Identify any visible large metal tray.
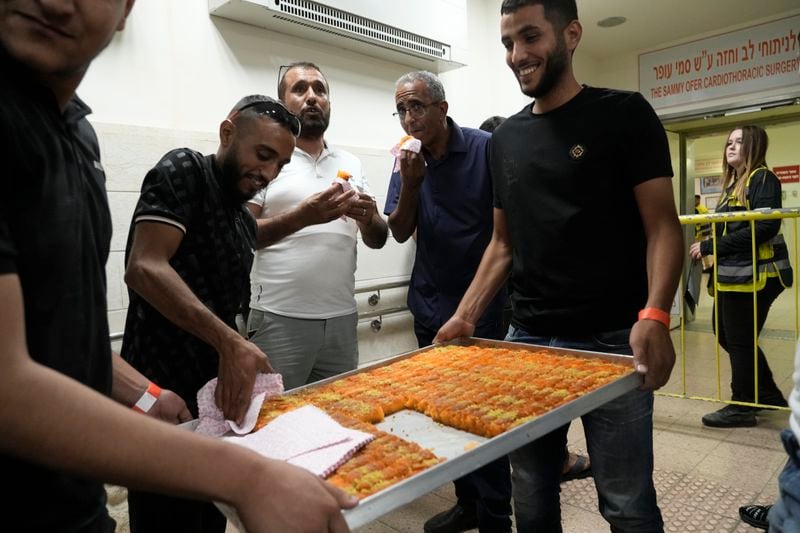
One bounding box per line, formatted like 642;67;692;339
218;337;640;531
339;337;640;528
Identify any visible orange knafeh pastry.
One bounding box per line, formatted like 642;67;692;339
398;134;414;146
333;169;354;196
254;345;632;498
327;429;441;498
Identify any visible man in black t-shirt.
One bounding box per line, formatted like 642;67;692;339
122;95;301;533
437;1;683;532
0;2;356;532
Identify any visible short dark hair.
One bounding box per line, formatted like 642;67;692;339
500;0;578;31
229;95;301;137
230;95;272;115
479;116;506;133
277;61;328;100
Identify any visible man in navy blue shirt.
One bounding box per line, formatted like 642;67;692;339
384;71;511;533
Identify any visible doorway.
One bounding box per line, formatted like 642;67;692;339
664;103;800;336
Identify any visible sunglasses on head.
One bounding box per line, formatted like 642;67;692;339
235;99;302;137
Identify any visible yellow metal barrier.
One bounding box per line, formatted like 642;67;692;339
666;207;800;410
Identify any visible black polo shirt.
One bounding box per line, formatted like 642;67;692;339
121;150;256;415
0;48;113;531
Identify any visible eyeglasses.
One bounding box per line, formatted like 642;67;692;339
278;64;291;96
235;98;302;137
393;101;441;120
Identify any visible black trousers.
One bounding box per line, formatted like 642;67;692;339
78;511;116;533
414;320;513;530
714;276;786;405
128;490;226;533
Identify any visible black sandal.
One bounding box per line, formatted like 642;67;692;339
739;504;771;530
560;453;592;483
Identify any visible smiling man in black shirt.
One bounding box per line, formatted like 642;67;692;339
436;1;683;532
0;2;356;532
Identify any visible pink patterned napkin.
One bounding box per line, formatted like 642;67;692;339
333;169;354;193
195;373;284;438
223;405;375;478
390;136;422;171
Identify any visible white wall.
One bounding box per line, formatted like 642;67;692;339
88;0;524;361
83;0;528;147
582;10;800;95
89;0;796;361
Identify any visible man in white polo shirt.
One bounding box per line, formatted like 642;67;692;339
247;61;388;390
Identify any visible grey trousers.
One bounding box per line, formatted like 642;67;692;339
247;309;359;390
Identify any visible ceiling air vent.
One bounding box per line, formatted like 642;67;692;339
274;0;447;59
208;0;465;72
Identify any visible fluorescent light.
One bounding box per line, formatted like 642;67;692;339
723;106;762;117
597;16;626;28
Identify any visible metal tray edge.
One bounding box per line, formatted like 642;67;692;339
342;340;641;528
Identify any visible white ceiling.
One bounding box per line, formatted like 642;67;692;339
576;0;800;60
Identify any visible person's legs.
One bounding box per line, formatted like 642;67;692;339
506;325;662;533
504;326;567;532
720;279;784;405
703;291;759;425
573;329;662;533
247;310;324;390
703;280;785;427
769;429;800;532
469;320;513;530
509;425;568;533
308;312;359;383
463;455;512;531
79;509;116;533
128;491;226;533
753;278;786;405
583;389;662;533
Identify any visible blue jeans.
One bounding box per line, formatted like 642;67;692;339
505;325;663;533
247;310;358;390
769;429;800;532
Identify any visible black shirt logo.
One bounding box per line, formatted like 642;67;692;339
569;144;586;160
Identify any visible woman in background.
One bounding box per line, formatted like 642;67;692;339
690;124;793;428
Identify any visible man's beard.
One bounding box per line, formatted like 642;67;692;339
521;34;569;99
299;106;330;139
219;149;255;205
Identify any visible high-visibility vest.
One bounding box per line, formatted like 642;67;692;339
694;204;711;241
715;167;793;292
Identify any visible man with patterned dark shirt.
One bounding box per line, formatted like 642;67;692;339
121;95;300;533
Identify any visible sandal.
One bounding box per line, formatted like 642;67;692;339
739;504;771;530
561;453;592;483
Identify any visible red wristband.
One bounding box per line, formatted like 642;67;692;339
638;308;670;328
132;382;162;413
